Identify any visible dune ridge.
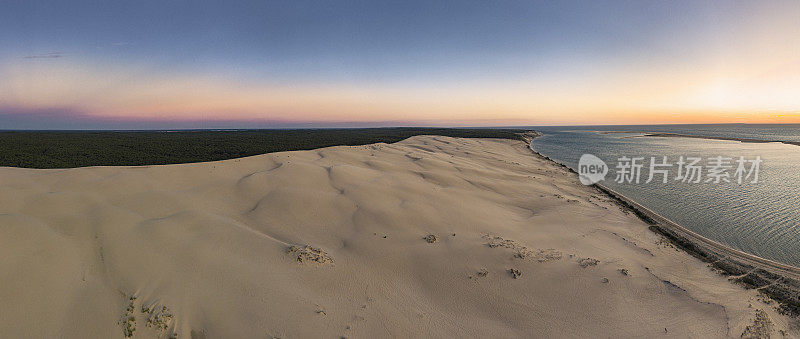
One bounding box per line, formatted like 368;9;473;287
0;135;796;338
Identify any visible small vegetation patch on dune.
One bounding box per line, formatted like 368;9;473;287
423;234;438;243
287;245;334;265
741;309;774;338
118;296;138;337
515;248;563;263
578;258;599;268
118;295;176;338
142;304;175;333
483;234;562;263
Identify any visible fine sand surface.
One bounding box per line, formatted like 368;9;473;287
0;136;796;338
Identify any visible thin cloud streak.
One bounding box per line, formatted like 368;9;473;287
23;52;63;59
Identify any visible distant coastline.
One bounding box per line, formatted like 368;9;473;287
596;130;800;147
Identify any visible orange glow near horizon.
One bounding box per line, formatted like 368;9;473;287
2;57;799;127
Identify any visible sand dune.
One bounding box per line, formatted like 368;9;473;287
0;136;795;338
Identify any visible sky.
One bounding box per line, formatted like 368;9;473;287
1;0;799;129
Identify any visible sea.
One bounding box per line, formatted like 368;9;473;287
529;124;800;267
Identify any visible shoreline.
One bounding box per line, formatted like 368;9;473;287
644;132;800;147
520;131;800;316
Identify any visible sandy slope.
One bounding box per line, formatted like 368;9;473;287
0;136;795;338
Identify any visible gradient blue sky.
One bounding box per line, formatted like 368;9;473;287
1;0;799;129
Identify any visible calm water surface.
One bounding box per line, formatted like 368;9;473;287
530;124;800;266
